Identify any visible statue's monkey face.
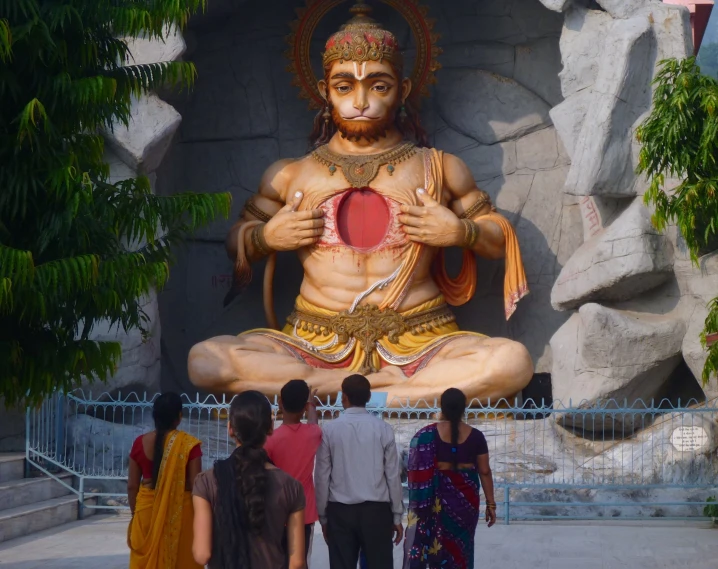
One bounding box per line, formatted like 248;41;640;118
318;59;412;141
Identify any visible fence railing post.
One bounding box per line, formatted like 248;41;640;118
78;476;85;520
25;406;31;479
54;393;65;463
504;486;510;526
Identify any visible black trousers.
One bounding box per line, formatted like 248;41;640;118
326;501;394;569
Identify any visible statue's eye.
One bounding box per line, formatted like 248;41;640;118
373;84;389;93
335;85;352;94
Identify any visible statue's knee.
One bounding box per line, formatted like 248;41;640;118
504;341;534;381
188;340;223;386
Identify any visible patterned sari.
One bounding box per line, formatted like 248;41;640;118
128;430;203;569
403;425;481;569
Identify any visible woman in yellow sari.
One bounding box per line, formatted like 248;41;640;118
127;392;203;569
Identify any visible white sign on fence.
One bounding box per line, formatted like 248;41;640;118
670;426;709;452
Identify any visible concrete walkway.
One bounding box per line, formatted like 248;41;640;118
0;515;717;568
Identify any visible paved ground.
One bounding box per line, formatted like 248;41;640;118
1;515;717;568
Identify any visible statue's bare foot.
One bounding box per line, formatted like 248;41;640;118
366;364;407;389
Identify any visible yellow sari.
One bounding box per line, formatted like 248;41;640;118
128;430;202;569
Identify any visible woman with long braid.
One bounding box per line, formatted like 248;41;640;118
404;388;497;569
192;391;307;569
127;392;203;569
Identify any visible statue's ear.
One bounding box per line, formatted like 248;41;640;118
318;80;328;102
401;78;412;105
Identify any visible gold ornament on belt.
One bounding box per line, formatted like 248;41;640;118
311;141;417;187
289;303;455;373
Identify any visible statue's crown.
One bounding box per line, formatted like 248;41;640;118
322;1;402;69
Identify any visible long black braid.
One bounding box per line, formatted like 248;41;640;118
440;388;467;471
150;392;182;489
212;391;272;569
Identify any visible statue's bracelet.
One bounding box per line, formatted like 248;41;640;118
461;218;479;249
252;224;274;257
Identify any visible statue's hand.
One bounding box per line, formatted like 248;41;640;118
399;188;465;247
263;191;324;251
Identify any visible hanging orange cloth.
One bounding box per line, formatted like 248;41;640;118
427;149;529;319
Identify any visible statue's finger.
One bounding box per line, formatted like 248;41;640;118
298;237;319;247
402;225;422;236
282;191;304;212
296;218;324;230
294;208;323;220
400;204;424;216
398;215;422;228
298;228;323;237
416;188;437;206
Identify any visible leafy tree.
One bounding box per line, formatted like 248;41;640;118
0;0;230;406
637;57;718;384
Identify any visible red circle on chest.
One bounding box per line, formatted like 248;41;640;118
336;188;390;250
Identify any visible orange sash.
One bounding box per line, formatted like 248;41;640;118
384;148;529;318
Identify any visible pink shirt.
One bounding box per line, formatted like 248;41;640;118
265;423;322;524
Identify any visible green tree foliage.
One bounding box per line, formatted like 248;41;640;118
0;0;231;406
637;57;718;385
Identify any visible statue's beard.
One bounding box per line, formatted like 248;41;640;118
331;106;397;142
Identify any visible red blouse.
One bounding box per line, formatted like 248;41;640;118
129;434;202;479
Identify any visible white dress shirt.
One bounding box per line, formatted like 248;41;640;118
315;407;404;525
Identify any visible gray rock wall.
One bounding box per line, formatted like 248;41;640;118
545;0;718;411
156;0;580;393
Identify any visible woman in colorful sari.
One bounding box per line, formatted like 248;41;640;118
404;388;497;569
127;392;203;569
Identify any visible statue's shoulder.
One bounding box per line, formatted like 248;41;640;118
259;156;313;199
263;154;315;178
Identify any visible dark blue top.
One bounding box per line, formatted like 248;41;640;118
436;427;488;463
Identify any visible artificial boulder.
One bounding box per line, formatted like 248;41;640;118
557;7;614;98
551;303;686;431
436;68;551;145
673;250;718;400
537;0;572;12
563;14;654;197
103;94;181;175
596;0;662;19
121;26;186;66
551;199;673;310
86;292;162;398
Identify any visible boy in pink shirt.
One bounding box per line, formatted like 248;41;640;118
265;379;322;566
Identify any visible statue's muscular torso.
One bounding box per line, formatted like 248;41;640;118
251;152;439;312
227;146;507;313
296;152;442;312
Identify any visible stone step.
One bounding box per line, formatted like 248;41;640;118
0;453;25;483
0;474;74;512
0;495;96;543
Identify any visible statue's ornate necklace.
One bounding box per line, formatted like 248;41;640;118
311;141;417;188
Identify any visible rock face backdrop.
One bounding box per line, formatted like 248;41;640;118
96;0;717;409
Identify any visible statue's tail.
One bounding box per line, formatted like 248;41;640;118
263;253;279;329
223;219;280;330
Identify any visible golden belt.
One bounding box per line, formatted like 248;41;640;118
287;303;456;359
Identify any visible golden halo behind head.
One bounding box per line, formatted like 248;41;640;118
286;0;441;110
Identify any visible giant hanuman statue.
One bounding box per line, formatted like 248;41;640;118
188;0;534;404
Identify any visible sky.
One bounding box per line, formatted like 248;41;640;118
701;5;718;46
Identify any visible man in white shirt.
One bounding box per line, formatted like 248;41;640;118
315;374;404;569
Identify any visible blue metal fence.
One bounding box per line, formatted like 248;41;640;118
26;390;718;523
